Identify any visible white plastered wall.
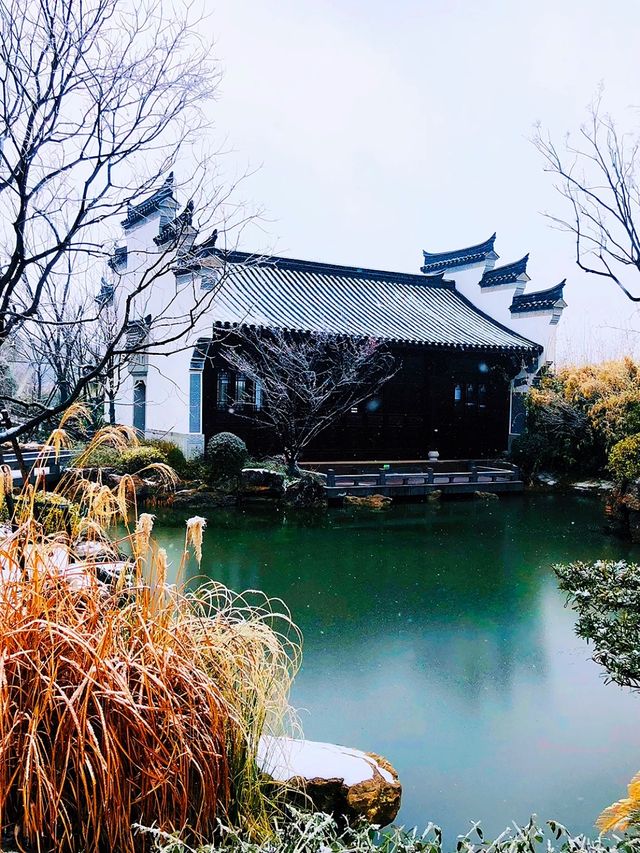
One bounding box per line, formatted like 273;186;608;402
109;208;215;456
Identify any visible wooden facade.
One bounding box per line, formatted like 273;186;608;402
201;343;520;461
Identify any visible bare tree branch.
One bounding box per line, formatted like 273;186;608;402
0;0;258;443
534;94;640;301
219;328;398;473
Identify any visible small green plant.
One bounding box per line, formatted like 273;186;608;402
207;432;248;481
16;492;81;535
608;433;640;482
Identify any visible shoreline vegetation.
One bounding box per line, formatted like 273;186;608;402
0;410;302;852
509;359;640;539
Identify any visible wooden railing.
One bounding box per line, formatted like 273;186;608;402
0;449;75;486
325;462;519;489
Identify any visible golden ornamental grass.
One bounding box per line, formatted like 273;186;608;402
0;419;301;852
597;771;640;833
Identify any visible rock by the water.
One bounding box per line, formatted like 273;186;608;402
240;467;286;497
474;491;498;500
282;473;327;509
571;479;614;492
172;488;237;509
535;472;558;488
344;494;392;510
74;539;119;562
258;736;401;826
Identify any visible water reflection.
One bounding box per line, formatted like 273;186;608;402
152;495;640;841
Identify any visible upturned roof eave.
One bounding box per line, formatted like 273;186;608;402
421;233;497;272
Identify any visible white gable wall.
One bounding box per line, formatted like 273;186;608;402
110;211;212;456
443;261;559;365
453;265;526;331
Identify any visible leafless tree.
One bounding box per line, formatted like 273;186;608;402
534;94;640;302
221;328;398;474
0;0;245;443
11;268;124;426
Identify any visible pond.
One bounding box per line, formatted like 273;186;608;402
152;493;640;841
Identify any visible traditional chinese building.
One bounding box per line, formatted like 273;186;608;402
108;177;566;460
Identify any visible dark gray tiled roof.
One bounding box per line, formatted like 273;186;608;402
510;280;566;314
96;278;115;308
108;245;127;271
480;255;529;287
421;233;497;274
122;173;175;229
199;250;540;353
154;200;194;246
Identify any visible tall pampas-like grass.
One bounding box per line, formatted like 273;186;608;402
0;417;302;852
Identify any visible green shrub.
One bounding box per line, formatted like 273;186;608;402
206;432;248;481
118;445;167;474
15;493;81;535
143;439;188;476
175;454;208;483
510;359;640;480
608;433;640;482
78;446;122;469
509;432;550;481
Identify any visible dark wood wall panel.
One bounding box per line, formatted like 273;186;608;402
201;345;518;461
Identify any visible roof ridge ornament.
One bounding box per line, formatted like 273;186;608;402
198;228;218;253
154;199;196;246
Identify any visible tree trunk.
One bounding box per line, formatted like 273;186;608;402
286;455;300;477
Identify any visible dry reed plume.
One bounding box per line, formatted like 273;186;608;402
0;415;301;852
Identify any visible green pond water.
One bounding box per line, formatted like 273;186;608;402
152;493;640;840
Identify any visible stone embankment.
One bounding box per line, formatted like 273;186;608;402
173;467;328;511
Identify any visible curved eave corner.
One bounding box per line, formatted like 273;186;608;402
510;279;567;314
421;233;497;274
480;254;530;288
121;172;176;229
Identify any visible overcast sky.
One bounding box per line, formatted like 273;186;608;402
201;0;640;363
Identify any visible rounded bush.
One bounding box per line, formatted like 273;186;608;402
118;445;167;474
609;433;640;482
206;432;248;480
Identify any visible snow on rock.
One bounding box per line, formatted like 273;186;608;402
572;480;614;492
258;736;401;826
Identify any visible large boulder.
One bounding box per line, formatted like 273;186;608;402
282;473;327;509
240;467;286;497
172;488;237;509
258;736;401;826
